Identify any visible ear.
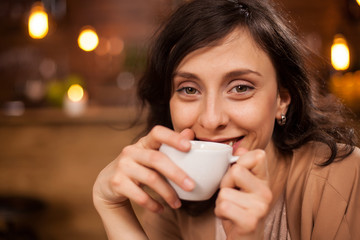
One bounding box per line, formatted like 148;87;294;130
275;87;291;120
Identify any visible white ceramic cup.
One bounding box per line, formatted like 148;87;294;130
159;140;239;201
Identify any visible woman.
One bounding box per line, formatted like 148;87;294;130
93;0;360;239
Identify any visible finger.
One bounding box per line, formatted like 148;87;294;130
110;174;164;213
179;128;195;140
122;146;195;191
138;125;191;151
216;188;271;218
233;149;268;180
123;160;182;209
220;163;270;196
214;199;260;235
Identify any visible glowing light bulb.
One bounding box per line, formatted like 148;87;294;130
28;2;49;39
357;0;360;6
78;27;99;52
64;84;88;117
331;35;350;71
67;84;84;102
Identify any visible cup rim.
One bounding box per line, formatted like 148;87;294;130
190;140;232;151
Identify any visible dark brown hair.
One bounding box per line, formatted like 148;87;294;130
137;0;358;166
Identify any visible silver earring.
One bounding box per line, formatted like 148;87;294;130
277;114;286;126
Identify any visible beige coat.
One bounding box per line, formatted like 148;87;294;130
140;143;360;239
286;143;360;240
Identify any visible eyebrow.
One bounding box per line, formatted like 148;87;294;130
225;69;262;78
173;71;199;80
173;69;262;80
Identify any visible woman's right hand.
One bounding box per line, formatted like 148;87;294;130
93;126;195;213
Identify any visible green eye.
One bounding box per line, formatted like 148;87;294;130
184;87;197;94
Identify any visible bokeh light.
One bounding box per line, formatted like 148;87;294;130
67;84;84;102
108;37;124;55
78;27;99;52
28;2;48;39
331;35;350;71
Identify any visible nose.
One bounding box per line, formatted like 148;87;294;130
198;94;229;131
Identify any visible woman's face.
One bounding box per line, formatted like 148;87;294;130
170;28;290;153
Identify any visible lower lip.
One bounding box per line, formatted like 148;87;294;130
232;138;243;153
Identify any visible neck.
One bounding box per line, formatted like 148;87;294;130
265;141;292;207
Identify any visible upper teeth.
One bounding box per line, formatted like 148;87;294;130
228;141;235;146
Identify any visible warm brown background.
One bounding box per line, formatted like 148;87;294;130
0;0;359;107
0;0;359;239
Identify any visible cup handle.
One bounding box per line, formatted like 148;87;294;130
229;156;239;163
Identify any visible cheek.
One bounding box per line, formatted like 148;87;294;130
232;94;278;146
169;98;197;132
233;104;275;129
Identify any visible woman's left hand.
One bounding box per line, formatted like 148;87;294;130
214;148;273;240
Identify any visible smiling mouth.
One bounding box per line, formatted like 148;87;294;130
195;136;244;146
223;136;244;146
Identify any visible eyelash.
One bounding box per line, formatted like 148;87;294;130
175;84;254;96
229;84;254;94
176;87;199;95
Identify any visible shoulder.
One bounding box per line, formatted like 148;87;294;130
289;143;360;202
287;144;360;238
309;145;360;199
292;142;360;178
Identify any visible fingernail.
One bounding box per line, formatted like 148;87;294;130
180;139;191;149
183;178;195;190
173;199;181;209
